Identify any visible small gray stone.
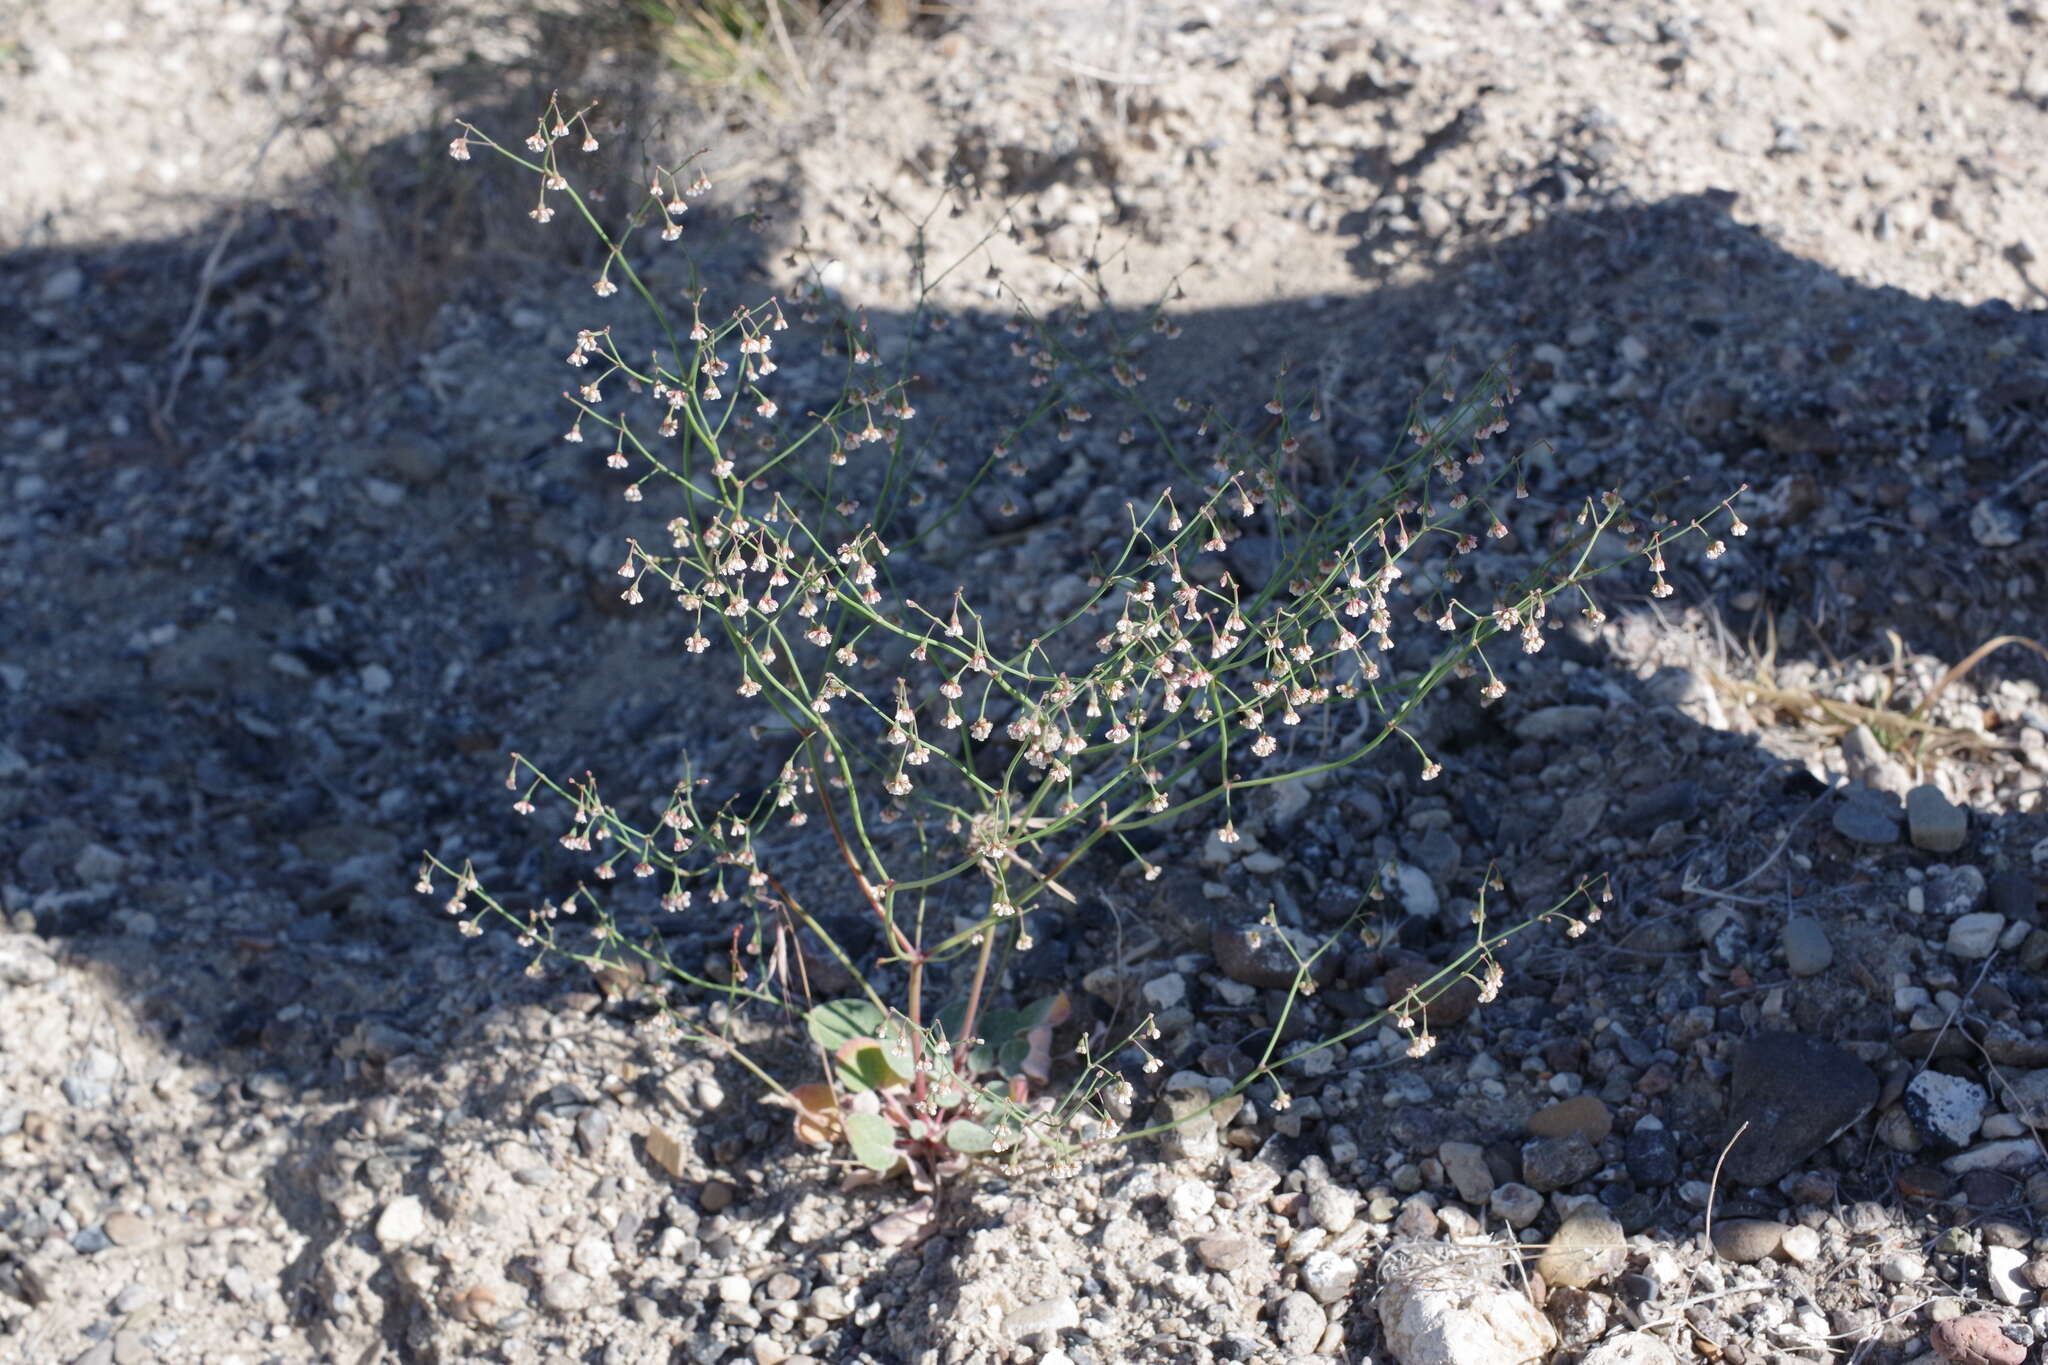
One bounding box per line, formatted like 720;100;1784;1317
1905;1070;1988;1147
1155;1081;1223;1164
541;1271;594;1313
1307;1184;1358;1234
1581;1332;1679;1365
1878;1251;1925;1283
1537;1205;1628;1288
1272;1290;1327;1356
1438;1141;1494;1206
1003;1295;1079;1342
1624;1123;1678;1187
1986;1245;2030;1305
1927;866;1989;917
1779;1225;1821;1263
1947;913;2006;961
1490;1182;1544;1228
101;1212;150;1247
1141;972;1186;1010
1987;870;2037;923
1299;1249;1359;1304
1780;915;1833;975
1514;705;1606;742
1999;1070;2048;1128
374;1196;425;1250
41;265;85;303
1908;786;1969;852
1710;1219;1784;1263
1832;790;1901;845
1944;1138;2039;1173
1521;1135;1601;1192
1197;1234;1255;1272
62;1048;119;1108
73;843;126;884
1970;497;2025;549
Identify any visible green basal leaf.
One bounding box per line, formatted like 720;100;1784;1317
808;999;885;1054
997;1036;1030;1077
844;1113;902;1173
1014;991;1070;1031
944;1118;996;1154
833;1040;908;1094
877;1015;917;1080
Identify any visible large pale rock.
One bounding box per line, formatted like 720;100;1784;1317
1379;1278;1557;1365
1537;1205;1627;1288
1582;1334;1680;1365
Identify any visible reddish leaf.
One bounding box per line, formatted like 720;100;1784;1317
870;1195;937;1247
789;1083;841;1146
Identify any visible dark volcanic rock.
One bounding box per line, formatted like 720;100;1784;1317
1720;1031;1878;1186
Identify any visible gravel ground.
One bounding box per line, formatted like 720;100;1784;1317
4;3;2048;1365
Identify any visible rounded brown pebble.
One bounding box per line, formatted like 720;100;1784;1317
1197;1234;1254;1272
1930;1313;2026;1365
1529;1096;1614;1145
101;1211;150;1247
1377;957;1480;1026
1896;1166;1957;1201
700;1180;735;1213
1709;1219;1784;1264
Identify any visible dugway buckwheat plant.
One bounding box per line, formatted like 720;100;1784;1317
420;95;1746;1215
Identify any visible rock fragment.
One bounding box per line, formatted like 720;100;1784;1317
1908;785;1969;851
1378;1278;1557;1365
1720;1032;1877;1185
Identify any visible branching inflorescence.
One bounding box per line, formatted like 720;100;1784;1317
423;95;1745;1203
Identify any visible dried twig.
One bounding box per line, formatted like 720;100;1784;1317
1703;1119;1750;1259
1681;774;1840;903
1912;634;2048;729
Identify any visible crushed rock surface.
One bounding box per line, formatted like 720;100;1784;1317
5;2;2048;1364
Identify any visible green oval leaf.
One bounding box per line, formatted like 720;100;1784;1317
807;999;885;1054
1016;992;1070;1031
844;1113;903;1173
997;1036;1031;1077
834;1040;909;1094
877;1015;917;1079
943;1118;996;1154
